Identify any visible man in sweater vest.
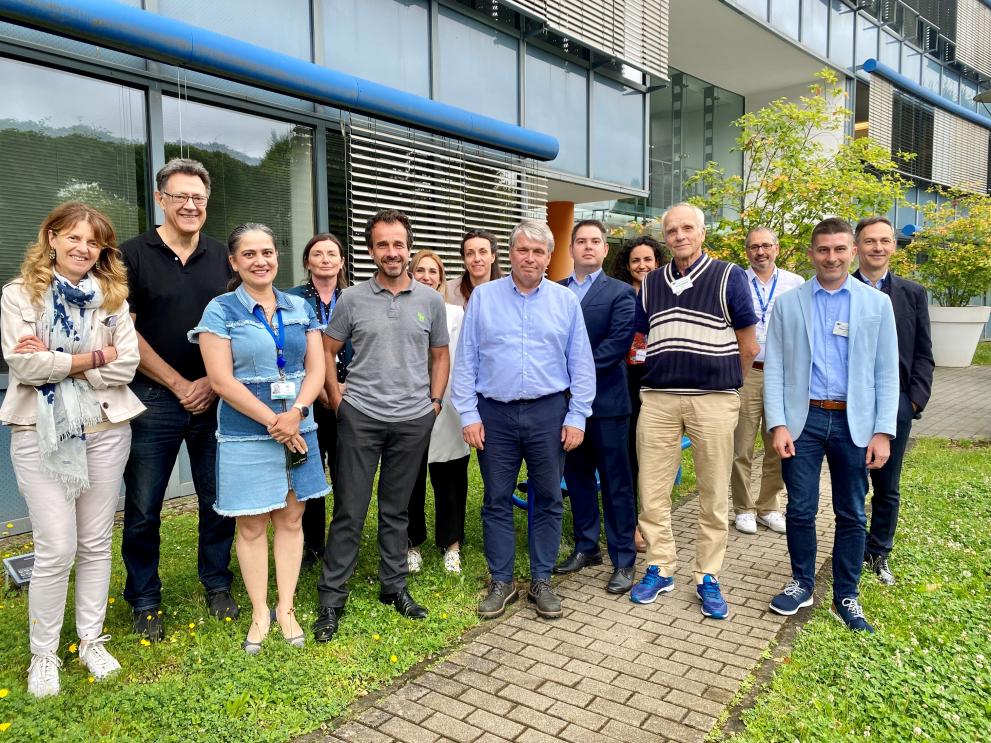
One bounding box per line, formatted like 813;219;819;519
630;203;759;619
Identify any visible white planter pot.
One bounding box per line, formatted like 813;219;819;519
928;305;991;367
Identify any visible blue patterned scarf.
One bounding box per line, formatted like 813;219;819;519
35;273;105;500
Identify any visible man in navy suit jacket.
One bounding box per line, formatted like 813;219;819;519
853;216;934;586
553;220;639;594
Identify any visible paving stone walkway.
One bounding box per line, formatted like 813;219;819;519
317;466;836;743
911;365;991;440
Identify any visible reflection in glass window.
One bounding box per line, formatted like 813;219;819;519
828;0;854;69
941;70;959;105
734;0;769;20
921;58;941;95
769;0;799;39
591;75;644;189
901;47;922;85
801;0;829;57
163;98;314;288
321;0;430;98
436;6;519;124
879;30;900;70
855;17;878;67
960;80;978;112
525;47;587;177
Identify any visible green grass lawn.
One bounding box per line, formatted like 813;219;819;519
729;439;991;743
0;450;697;741
971;340;991;366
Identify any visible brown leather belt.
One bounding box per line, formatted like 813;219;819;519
752;361;765;371
809;399;847;411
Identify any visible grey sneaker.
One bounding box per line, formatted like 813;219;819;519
478;580;518;619
865;555;896;586
527;578;563;619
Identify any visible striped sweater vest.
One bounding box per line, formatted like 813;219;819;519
640;253;742;393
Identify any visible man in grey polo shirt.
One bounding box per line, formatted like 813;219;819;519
313;209;450;642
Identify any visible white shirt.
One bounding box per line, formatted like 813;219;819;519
428;304;471;463
746;266;804;362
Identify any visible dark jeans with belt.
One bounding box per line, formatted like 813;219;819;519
477;392;567;582
865;392;915;559
122;381;235;611
782;405;868;601
408;452;470;551
317;401;434;609
302;402;338;554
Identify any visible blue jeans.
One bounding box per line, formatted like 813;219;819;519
477;393;567;582
865;392;915;558
121;382;235;611
781;406;868;601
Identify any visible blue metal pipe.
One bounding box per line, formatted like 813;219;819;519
862;58;991;132
0;0;560;160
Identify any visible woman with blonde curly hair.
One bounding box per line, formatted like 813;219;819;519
1;201;145;698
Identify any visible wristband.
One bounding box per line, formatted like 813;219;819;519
95;348;106;367
92;351;99;369
430;397;443;409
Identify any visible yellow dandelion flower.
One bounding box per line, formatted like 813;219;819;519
5;523;12;529
188;623;196;629
140;639;151;647
441;612;448;620
189;631;195;636
68;643;78;654
372;633;381;641
87;677;95;684
389;654;398;663
108;598;115;605
0;689;8;698
224;616;232;622
156;610;163;616
0;722;11;732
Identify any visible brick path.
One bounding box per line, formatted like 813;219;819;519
318;466;837;743
911;365;991;440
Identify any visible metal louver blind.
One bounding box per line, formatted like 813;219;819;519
955;0;991;77
868;77;894;151
344;115;547;281
932;108;989;190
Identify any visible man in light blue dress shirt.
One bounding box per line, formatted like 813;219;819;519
452;219;596;620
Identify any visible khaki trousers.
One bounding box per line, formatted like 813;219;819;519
730;368;785;516
637;391;739;584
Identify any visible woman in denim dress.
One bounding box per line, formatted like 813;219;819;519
190;223;328;652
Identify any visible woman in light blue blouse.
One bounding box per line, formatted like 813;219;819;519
190;223;327;653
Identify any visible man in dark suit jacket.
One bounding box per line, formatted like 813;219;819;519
553;219;639;594
854;216;934;585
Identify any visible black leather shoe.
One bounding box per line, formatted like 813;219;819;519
312;606;343;642
865;554;896;586
206;589;240;620
132;608;165;642
527;579;563;619
379;588;428;619
553;550;603;575
606;567;636;595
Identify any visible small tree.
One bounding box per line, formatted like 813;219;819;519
687;70;908;272
891;189;991;307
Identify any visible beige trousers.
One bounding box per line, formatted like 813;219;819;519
636;391;739;584
12;426;131;655
730;368;785;516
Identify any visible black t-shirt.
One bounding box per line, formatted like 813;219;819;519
120;227;231;386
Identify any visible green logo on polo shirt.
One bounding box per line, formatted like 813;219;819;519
417;311;426;322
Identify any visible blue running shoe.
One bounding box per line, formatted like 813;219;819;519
696;574;729;619
830;597;874;633
629;566;674;604
769;579;814;616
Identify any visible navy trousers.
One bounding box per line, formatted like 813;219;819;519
563;415;637;568
477;393;567;582
865;392;915;559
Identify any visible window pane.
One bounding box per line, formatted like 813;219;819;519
960;79;978;112
163;97;315;289
591;74;644;188
0;56;148;370
321;0;430;98
801;0;829;57
921;58;941;95
734;0;768;20
855;17;879;67
879;30;901;70
525;47;587;176
941;70;959;104
828;0;855;69
770;0;799;39
901;46;922;85
436;6;518;124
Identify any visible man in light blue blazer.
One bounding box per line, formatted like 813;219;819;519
763;218;899;633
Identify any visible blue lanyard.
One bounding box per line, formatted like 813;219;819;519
314;287;337;324
252;305;286;370
752;272;778;325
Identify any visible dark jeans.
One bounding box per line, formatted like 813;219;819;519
408;453;470;551
317;402;434;609
121;382;235;611
302;402;338;554
781;405;868;601
477;393;567;582
627;364;645;499
865;392;915;559
563;415;637;568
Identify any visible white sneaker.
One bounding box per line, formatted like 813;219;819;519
443;548;462;574
79;635;121;680
734;513;757;534
757;512;787;533
407;548;423;574
27;652;62;698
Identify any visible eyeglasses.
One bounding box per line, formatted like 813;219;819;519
746;242;777;251
160;191;208;206
53;232;103;250
859;238;895;247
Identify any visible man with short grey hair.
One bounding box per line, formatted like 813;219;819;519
313;209;450;642
453;218;595;620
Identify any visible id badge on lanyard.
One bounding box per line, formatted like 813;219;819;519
253;305;296;400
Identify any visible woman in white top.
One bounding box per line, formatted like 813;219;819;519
407;250;470;573
443;229;502;309
1;201;144;698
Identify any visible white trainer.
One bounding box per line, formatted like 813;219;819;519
27;652;62;698
734;512;757;534
443;548;462;574
757;512;787;533
79;635;122;680
407;548;423;574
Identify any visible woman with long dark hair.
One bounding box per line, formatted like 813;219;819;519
444;229;502;308
1;201;144;697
